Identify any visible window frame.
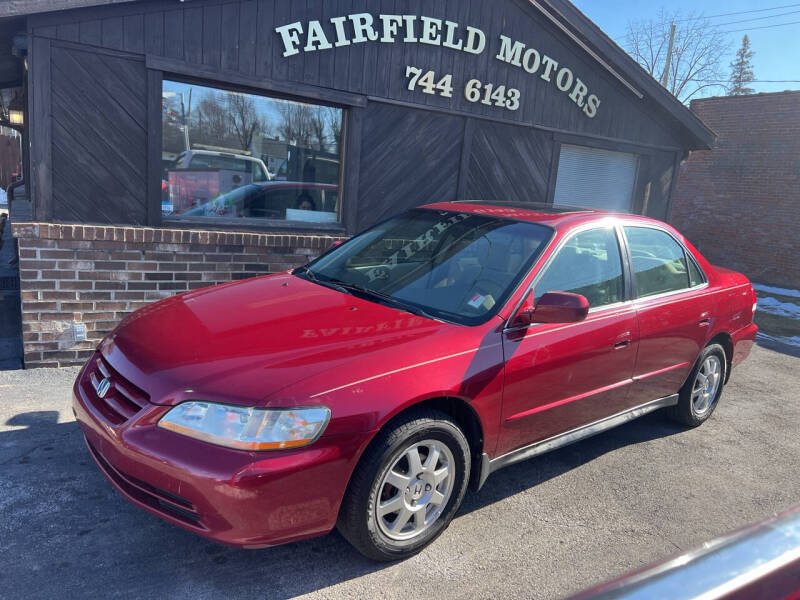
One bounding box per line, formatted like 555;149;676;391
156;74;348;234
621;223;709;302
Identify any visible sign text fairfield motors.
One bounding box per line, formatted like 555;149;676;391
275;13;601;119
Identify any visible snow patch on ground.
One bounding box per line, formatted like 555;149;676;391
753;283;800;299
757;332;800;350
756;296;800;319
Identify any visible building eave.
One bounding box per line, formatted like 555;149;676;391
0;0;140;19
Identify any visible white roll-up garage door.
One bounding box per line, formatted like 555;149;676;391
553;144;639;212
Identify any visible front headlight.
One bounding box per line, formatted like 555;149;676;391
157;402;330;451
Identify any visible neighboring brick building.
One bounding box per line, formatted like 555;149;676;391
670;91;800;289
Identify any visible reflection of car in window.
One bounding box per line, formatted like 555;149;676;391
182;181;338;222
163;150;273;216
274;147;339;185
170;149;271;181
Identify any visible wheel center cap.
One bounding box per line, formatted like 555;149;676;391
407;479;425;501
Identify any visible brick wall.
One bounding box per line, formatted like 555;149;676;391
12;222;344;368
670;91;800;289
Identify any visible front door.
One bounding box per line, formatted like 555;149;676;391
499;226;638;456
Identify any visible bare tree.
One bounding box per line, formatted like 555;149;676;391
728;35;755;96
227;93;262;151
325;107;342;152
277;102;314;148
310;107;328;152
196;92;232;144
624;10;731;103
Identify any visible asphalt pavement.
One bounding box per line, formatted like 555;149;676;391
1;344;798;599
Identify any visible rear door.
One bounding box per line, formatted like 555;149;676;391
499;225;638;455
623;225;710;403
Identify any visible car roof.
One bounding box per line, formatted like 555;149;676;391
185;149;258;160
420;200;660;229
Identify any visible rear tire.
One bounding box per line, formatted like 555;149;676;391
337;409;471;561
668;343;727;427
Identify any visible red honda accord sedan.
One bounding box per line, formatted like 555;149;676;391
72;201;758;561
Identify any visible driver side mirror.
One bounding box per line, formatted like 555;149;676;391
510;290;589;328
532;291;589;324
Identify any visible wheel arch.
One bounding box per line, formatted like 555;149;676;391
338;395;487;513
707;331;734;383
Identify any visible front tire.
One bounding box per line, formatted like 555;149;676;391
668;343;727;427
337;409;471;561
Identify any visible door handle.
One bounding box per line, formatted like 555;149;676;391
614;332;632;349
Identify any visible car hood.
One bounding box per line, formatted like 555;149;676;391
100;273;457;406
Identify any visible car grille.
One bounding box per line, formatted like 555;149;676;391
80;353;150;426
86;437;203;528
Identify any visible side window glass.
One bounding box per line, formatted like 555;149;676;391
534;227;624;308
688;257;705;287
625;226;690;297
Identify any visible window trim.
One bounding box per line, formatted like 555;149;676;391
621;222;709;302
161;214;347;234
504;221;630;332
156;74;347;233
505;220;710;332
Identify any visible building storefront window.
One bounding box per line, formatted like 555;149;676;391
161;79;343;225
553;144;639;212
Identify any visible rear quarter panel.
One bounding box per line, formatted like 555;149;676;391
683;232;757;369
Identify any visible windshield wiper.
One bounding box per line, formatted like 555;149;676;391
294;266;352;295
294;264;316;279
327;280;441;321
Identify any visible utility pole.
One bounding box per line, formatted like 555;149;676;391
661;21;676;89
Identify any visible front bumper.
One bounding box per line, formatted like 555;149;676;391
72;359;373;549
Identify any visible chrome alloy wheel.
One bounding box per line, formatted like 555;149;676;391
375;439;455;542
691;355;722;415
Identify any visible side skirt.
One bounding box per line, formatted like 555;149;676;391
474;394;679;491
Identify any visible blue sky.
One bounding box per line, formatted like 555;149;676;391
572;0;800;96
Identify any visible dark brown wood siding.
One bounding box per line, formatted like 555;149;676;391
26;0;689;230
357;102;464;231
49;44;148;223
30;0;684;148
465;121;554;204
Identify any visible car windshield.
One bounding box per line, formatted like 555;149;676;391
299;209;553;325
